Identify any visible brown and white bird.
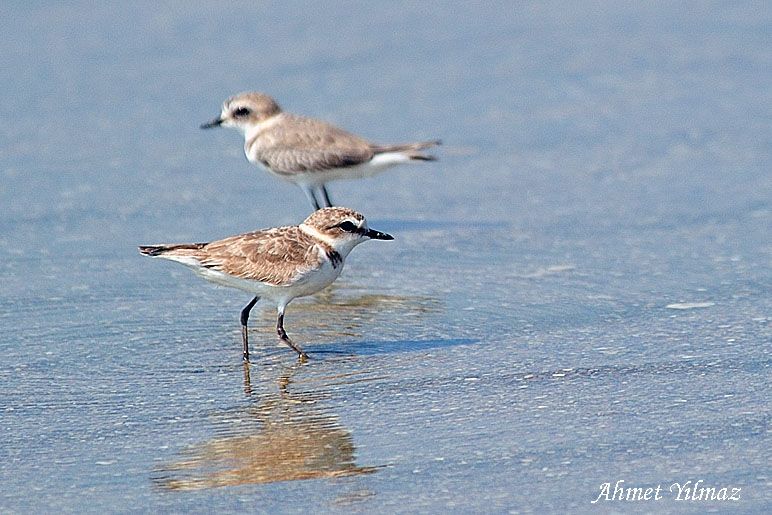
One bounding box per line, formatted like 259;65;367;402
201;92;440;210
139;207;393;362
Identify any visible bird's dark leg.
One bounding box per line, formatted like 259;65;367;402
301;186;321;210
276;307;308;361
240;296;259;362
320;185;334;207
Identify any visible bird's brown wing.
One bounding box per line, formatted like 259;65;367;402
199;227;321;286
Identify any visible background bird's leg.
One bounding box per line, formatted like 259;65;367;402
240;296;259;362
301;185;321;210
320;185;334;207
276;306;309;360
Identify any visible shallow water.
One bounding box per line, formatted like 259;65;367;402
1;1;770;513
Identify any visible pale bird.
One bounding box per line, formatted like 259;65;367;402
201;92;440;210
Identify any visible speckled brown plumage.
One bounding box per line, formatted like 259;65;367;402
139;208;393;362
159;227;325;286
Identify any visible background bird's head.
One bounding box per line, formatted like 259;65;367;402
201;92;282;133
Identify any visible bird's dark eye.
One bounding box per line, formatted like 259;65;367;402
232;107;251;117
337;221;358;232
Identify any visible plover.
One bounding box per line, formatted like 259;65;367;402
139;207;393;362
201;92;440;210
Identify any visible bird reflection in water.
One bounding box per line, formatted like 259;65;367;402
154;361;378;490
257;286;441;341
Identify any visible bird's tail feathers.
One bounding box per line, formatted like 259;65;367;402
138;243;207;257
371;140;441;161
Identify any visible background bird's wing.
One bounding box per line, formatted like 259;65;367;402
257;115;375;172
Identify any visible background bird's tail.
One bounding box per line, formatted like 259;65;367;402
370;139;441;161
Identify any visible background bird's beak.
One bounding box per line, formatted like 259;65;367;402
365;228;394;240
200;117;224;129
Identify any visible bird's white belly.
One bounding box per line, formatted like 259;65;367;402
191;259;342;304
248;152;410;187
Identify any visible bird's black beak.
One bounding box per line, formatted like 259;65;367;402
200;117;223;129
365;228;393;240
